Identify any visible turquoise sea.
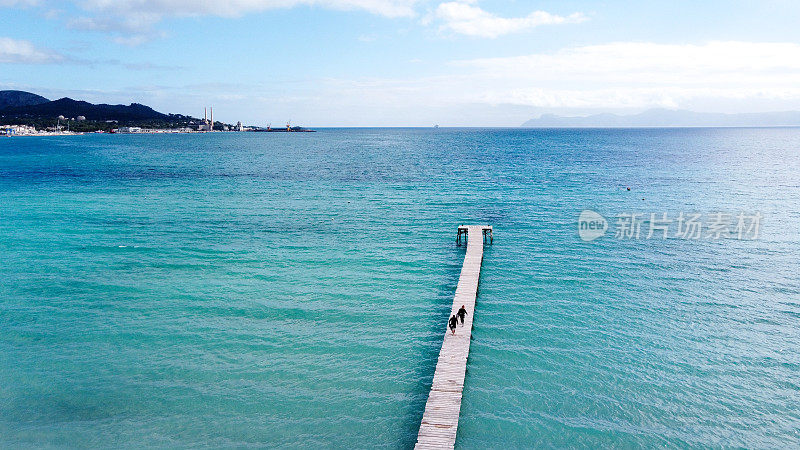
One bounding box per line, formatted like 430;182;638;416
1;128;799;448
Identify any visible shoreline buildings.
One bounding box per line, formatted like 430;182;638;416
198;107;214;132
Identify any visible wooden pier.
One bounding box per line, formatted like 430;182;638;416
416;225;492;449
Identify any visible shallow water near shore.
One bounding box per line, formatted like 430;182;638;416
1;128;799;447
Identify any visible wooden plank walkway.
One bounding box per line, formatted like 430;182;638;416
416;225;492;450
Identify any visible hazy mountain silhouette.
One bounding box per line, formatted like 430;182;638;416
0;90;50;110
522;109;800;127
0;95;167;121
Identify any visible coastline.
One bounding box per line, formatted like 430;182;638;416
1;130;255;137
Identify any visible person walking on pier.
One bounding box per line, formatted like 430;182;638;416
457;305;468;325
448;314;458;335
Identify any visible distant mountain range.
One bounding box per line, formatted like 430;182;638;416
0;90;221;132
0;90;49;110
0;90;168;121
521;109;800;128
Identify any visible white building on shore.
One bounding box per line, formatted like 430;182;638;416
117;127;142;133
1;124;38;135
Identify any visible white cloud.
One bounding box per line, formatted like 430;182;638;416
176;40;800;124
450;41;800;108
259;40;800;124
460;41;800;80
0;37;63;63
48;0;583;43
58;0;420;44
6;0;583;44
77;0;419;23
432;2;586;38
68;14;162;34
0;0;39;6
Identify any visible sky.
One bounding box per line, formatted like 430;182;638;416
2;0;800;126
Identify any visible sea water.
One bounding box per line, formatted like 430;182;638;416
1;128;799;448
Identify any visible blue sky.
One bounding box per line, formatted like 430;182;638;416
2;0;800;126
